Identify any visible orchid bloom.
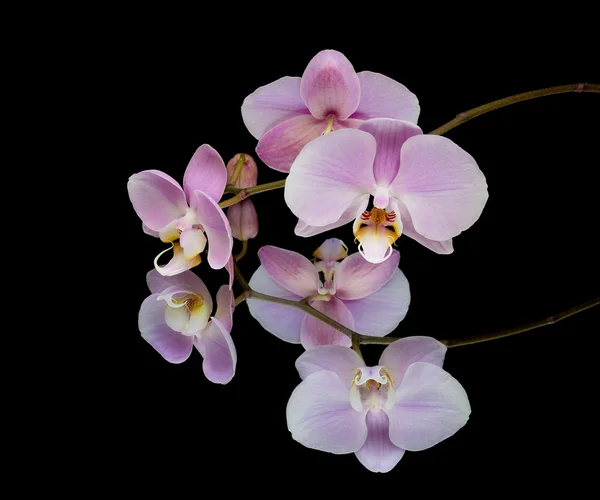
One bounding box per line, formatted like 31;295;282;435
225;153;259;241
285;118;489;263
287;337;470;472
246;239;410;349
242;49;419;172
128;144;233;276
139;270;236;384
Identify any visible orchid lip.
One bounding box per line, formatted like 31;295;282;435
353;207;402;264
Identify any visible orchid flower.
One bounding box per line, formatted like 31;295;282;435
287;337;470;472
242;49;419;172
128;144;233;276
247;239;410;349
139;270;236;384
285;118;489;263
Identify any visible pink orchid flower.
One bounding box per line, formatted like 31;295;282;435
287;337;470;472
128;144;233;276
247;239;410;349
242;49;419;172
139;270;236;384
285;118;489;263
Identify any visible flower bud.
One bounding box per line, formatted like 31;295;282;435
226;153;258;189
227;199;259;241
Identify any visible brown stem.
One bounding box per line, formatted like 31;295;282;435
219;179;286;209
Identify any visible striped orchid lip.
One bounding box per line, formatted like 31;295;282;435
353;206;402;264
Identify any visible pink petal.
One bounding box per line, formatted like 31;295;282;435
146;270;213;313
359;118;422;187
386;362;471;451
284;129;377;227
355;411;405;473
213;284;234;333
225;256;234;290
128;170;188;231
190;190;233;270
300;50;360;120
295;345;363;385
227;199;259;241
255;114;327;173
294;195;369;238
342;269;410;337
335;250;399;300
352;71;420;123
247;265;304;343
142;222;159;238
194;317;236;384
286;371;368;454
241;76;307;140
183;144;227;203
313;238;348;261
379;336;447;387
395;199;454;254
300;297;353;349
258;246;319;298
138;294;194;363
391;135;488;241
179;228;207;260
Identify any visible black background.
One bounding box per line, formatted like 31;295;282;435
105;26;599;496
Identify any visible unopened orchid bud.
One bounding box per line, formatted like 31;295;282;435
226;153;258;189
227;199;259;241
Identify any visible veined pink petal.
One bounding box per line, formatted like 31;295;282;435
343;269;410;337
395;199;454;254
146;269;213;311
287;371;368;454
355;411;405;473
258;246;319;298
142;222;159;238
241;76;307;140
179;228;207;260
227;199;259;241
391;135;488;241
300;50;360;120
379;337;447;387
154;242;201;277
300;297;353;349
335;250;399;300
128;170;188;231
285;129;377;227
183;144;227;203
190;190;233;270
194;317;236;384
386;362;471;451
213;284;234;333
352;71;420;124
255;114;327;173
139;294;194;363
359;119;422;187
294;195;369;237
247;265;304;343
295;345;363;385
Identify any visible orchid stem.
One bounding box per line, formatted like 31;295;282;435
233;260;250;291
352;333;363;359
234;292;248;307
428;83;599;136
229;153;246;186
234;240;248;262
219;180;286;209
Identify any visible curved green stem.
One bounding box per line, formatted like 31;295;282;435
234;240;248;262
219;179;286;209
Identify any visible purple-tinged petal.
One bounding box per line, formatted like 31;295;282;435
183;144;227;203
352;71;420;123
295;345;363;384
287;370;368;454
343;269;410;337
294;195;369;238
225;256;234;290
335;250;399;300
379;336;447;387
146;269;212;306
355;410;405;473
142;223;159;238
247;266;304;343
301;297;353;349
285;129;377;227
194;317;236;384
213;284;234;333
300;50;361;120
139;294;193;363
313;238;348;261
179;228;207;260
227;199;259;241
241;76;307;140
154;242;201;277
386;362;471;451
255;114;327;173
395;199;454;254
190;190;233;270
359;119;422;187
128;170;188;231
391;135;488;241
258;246;319;298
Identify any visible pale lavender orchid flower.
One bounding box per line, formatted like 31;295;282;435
285;118;489;263
128;144;233;277
139;270;236;384
242;49;420;172
247;239;410;349
287;337;470;472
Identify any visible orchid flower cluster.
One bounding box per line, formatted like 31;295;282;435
128;49;489;472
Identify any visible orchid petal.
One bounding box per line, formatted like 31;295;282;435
213;284;234;333
387;362;471;451
287;371;368;454
142;223;159;238
313;238;348;261
294;195;369;237
355;411;405;473
285;129;377;226
295;345;363;385
194;317;236;384
396;199;454;254
258;246;319;298
183;144;227;203
146;269;212;307
154;242;201;276
179;228;207;260
225;256;234;290
335;250;399;300
300;297;353;349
